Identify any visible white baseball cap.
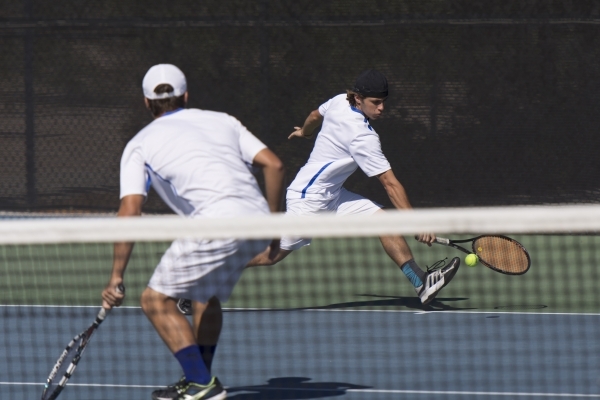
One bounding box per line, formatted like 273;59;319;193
142;64;187;99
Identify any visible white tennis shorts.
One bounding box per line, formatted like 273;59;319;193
148;238;270;303
280;187;382;250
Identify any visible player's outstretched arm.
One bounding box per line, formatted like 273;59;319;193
252;148;285;213
377;170;435;246
288;109;323;140
102;194;143;308
377;169;412;210
246;149;290;267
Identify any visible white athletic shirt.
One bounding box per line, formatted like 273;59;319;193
120;108;270;218
287;94;391;200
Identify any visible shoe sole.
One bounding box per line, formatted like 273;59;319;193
154;390;226;400
207;390;227;400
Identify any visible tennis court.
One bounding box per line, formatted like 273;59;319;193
3;2;600;399
2;234;599;399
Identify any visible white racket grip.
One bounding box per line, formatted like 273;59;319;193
99;284;125;320
435;237;450;245
97;307;109;321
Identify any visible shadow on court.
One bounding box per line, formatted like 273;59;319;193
227;377;370;399
303;294;474;311
299;295;547;312
224;295;474;313
224;293;549;314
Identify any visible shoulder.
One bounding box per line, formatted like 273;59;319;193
331;93;348;102
120;130;147;166
319;93;346;111
325;93;349;109
186;108;242;127
125;116;166;146
185;108;233;119
124;123;152;150
322;94;359;118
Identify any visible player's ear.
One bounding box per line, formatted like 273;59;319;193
184;91;189;105
144;98;150;110
354;94;361;106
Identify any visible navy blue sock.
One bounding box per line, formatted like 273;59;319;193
174;345;211;384
199;345;217;372
401;259;426;288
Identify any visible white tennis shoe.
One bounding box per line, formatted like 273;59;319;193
416;257;460;305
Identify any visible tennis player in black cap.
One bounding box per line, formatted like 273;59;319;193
249;69;460;305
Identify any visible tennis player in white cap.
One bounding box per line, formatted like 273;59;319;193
102;64;285;400
249;69;460;305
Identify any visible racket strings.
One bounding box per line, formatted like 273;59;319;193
473;237;530;274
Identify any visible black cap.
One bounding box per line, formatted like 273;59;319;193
353;69;388;98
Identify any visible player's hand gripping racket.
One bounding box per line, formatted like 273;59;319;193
434;235;531;275
41;284;125;400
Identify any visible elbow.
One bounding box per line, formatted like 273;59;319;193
274;160;285;174
311;110;323;123
263;159;286;183
267;158;285;175
118;195;144;217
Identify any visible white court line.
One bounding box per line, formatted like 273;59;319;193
343;389;600;398
2;304;600;316
1;382;154;388
2;382;600;397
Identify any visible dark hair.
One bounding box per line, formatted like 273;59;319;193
346;90;364;107
146;84;186;117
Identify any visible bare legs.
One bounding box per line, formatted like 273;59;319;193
247;211;416;269
379;234;414;267
140;287;222;354
371;209;414;268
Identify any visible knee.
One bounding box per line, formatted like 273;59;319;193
140;287;157;316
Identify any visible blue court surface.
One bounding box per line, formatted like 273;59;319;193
2;305;600;399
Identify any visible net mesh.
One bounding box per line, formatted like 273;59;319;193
1;208;600;399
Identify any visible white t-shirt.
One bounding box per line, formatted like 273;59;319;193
287;94;391;200
120;108;270;217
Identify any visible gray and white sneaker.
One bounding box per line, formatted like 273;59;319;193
177;298;192;315
416;257;460;305
151;376;226;400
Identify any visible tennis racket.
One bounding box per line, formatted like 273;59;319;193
434;235;530;275
41;285;124;400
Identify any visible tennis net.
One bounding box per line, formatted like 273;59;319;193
2;205;600;399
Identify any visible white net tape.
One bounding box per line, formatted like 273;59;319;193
0;204;598;244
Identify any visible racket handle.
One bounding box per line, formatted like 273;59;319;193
98;307;109;320
99;284;126;318
434;237;450;245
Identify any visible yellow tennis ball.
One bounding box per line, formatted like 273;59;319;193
465;253;479;267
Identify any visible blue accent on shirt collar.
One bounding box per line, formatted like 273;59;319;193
350;106;369;122
161;108;184;117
